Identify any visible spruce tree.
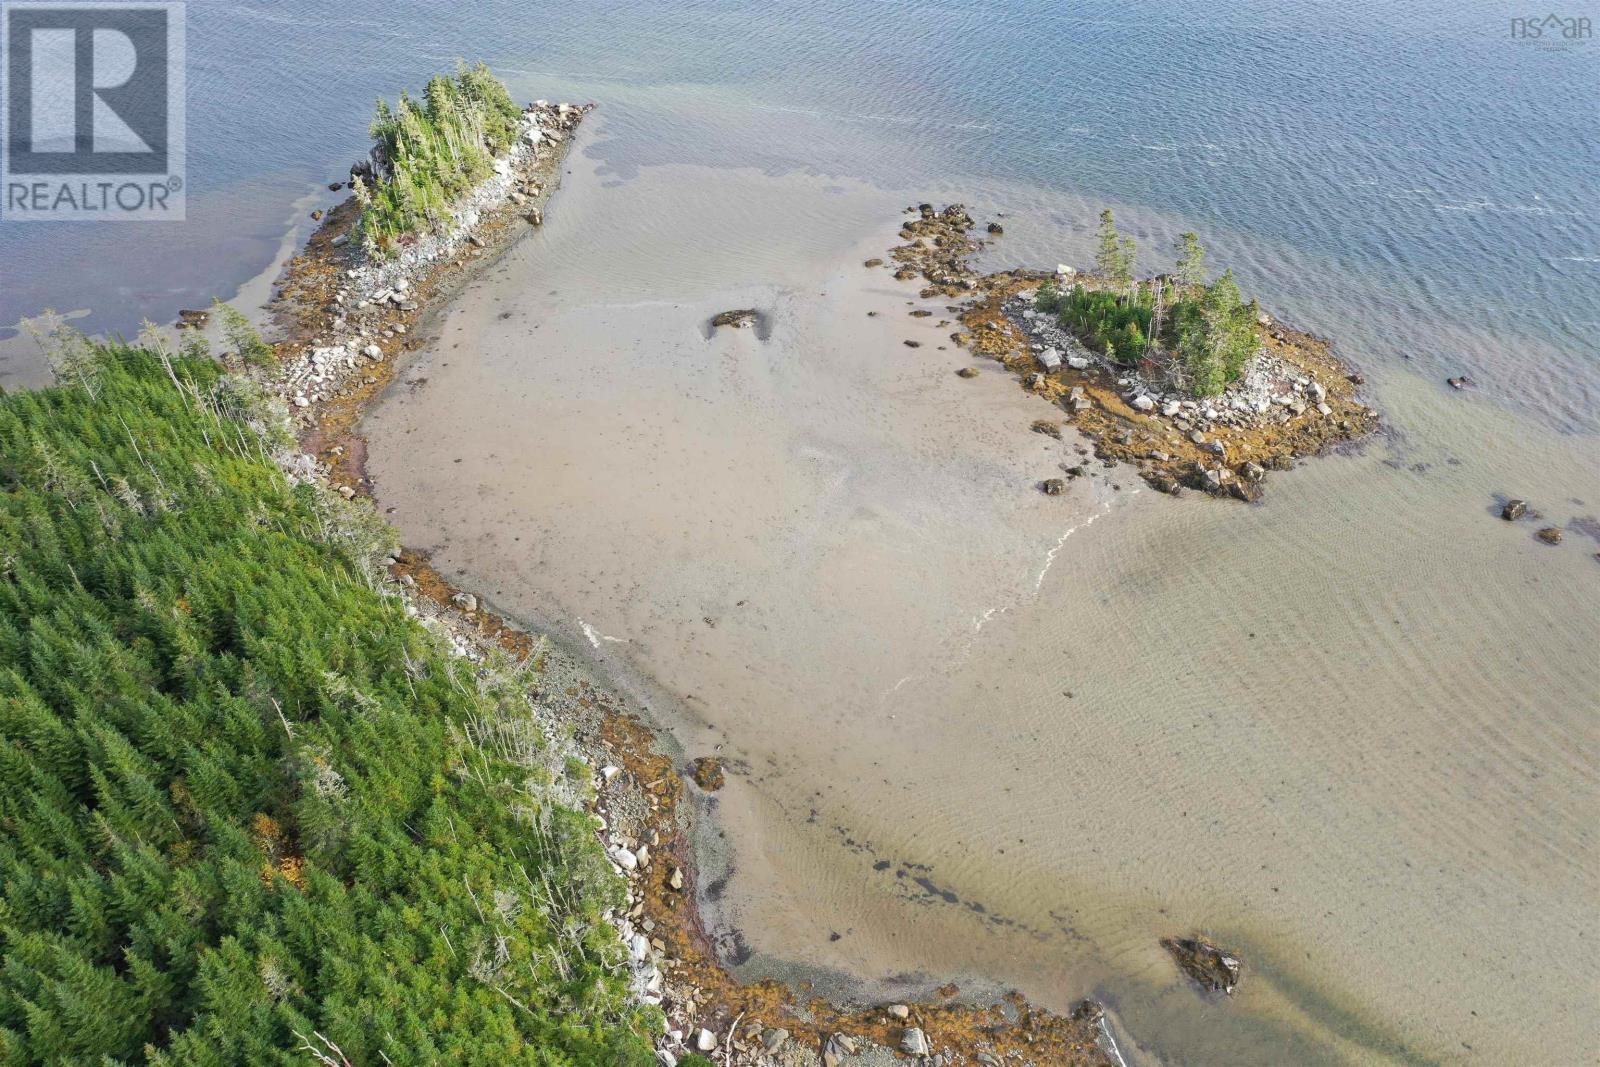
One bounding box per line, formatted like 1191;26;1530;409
0;343;659;1064
1175;232;1206;290
1118;236;1138;293
1095;209;1122;281
1177;269;1259;396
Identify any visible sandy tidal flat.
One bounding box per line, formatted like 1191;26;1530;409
365;150;1600;1065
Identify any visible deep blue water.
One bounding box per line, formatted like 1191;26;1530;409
3;0;1596;425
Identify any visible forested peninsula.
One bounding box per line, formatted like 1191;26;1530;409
0;345;661;1064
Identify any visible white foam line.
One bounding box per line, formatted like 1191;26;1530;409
877;674;916;706
1035;499;1116;591
902;489;1143;701
578;620;626;648
1100;1017;1131;1067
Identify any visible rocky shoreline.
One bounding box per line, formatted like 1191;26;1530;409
884;205;1378;502
244;98;1143;1067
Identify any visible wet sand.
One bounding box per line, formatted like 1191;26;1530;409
364;139;1600;1064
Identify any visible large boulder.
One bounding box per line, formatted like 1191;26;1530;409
710;309;760;330
901;1028;930;1056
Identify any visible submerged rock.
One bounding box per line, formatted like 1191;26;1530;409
957;366;980;379
1537;526;1564;545
1228;480;1264;503
690;756;726;791
1148;472;1180;495
1502;499;1528;521
1162;936;1243;995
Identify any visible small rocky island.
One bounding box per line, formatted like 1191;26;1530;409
884;204;1378;500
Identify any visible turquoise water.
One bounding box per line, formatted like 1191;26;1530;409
3;0;1596;425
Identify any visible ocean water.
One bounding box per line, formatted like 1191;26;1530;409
6;2;1598;1063
3;0;1597;412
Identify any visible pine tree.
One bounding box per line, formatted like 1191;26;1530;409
1177;269;1258;396
1094;209;1122;281
1118;236;1138;292
1175;232;1206;290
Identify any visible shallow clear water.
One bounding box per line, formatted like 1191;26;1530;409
363;145;1599;1064
4;2;1596;1062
